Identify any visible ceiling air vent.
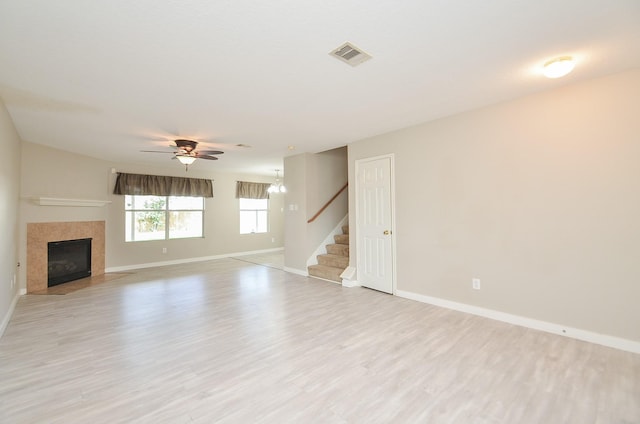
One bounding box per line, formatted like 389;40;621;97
329;42;372;67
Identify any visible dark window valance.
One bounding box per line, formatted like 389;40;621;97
236;181;270;199
113;172;214;197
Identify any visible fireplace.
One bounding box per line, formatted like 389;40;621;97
27;221;105;293
48;238;92;287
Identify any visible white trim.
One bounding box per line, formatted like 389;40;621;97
283;266;308;277
389;155;397;295
105;247;284;273
28;197;111;207
396;289;640;354
306;214;349;268
342;280;360;288
308;275;341;285
340;266;360;287
0;292;21;338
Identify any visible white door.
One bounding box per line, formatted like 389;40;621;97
356;156;394;294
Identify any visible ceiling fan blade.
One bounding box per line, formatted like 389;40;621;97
196;155;219;160
197;150;224;155
140;150;176;153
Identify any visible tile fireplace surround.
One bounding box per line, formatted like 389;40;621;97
26;221;106;293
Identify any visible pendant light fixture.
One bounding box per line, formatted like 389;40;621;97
268;169;287;193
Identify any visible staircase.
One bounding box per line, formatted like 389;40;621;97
308;225;349;283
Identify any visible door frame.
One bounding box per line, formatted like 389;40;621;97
354;154;397;295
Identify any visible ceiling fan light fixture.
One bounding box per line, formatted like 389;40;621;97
176;155;196;165
543;56;575;78
141;139;223;171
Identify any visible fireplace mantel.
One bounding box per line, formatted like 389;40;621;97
28;197;111;207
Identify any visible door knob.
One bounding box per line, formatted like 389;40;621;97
383;230;391;235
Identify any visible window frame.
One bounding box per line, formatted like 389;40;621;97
125;195;205;242
239;197;269;234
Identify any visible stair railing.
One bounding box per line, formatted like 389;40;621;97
307;182;348;223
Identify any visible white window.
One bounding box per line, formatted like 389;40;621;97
125;195;204;242
239;198;268;234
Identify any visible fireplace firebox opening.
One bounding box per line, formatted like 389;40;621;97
47;238;92;287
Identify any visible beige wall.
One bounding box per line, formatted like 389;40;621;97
284;147;348;272
305;147;349;263
349;69;640;342
283;153;309;270
0;98;21;333
19;142;284;284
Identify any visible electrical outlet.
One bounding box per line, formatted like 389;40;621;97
162;247;167;254
271;237;275;243
472;278;481;290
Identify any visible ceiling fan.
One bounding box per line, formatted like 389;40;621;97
141;139;224;170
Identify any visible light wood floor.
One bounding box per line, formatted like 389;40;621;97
231;251;285;270
1;258;639;423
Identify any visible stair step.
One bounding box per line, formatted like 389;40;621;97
308;264;343;283
317;253;349;268
342;225;349;235
326;243;349;256
334;234;349;245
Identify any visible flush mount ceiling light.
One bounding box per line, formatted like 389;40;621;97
543;56;575;78
268;169;286;194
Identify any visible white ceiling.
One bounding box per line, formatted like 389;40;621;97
1;1;639;175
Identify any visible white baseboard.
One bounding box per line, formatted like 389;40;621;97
0;291;21;338
308;275;341;285
105;247;284;273
396;289;640;355
283;266;308;277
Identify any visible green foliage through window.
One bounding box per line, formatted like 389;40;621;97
125;195;204;241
